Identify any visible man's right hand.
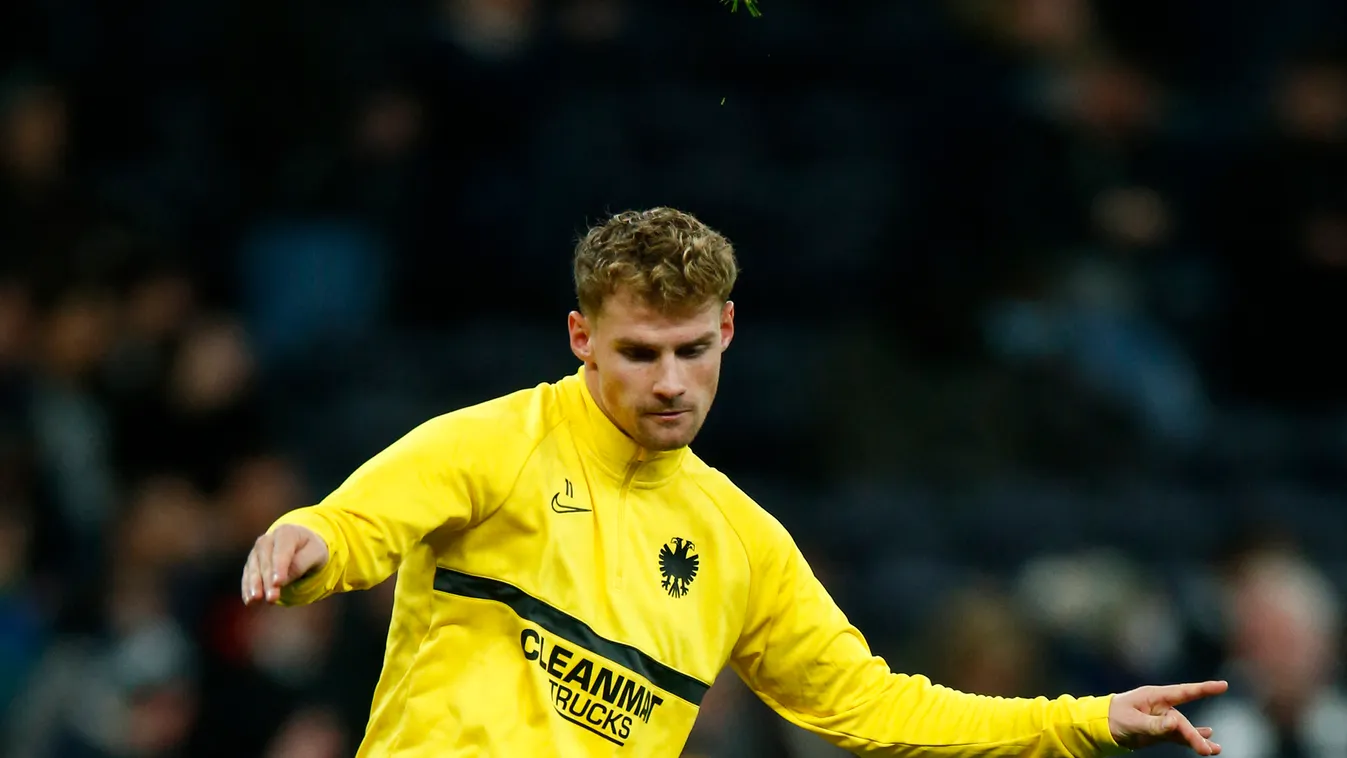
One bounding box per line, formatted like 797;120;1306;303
241;524;330;605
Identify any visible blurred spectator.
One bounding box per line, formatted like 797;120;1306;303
112;315;266;491
0;70;107;284
985;47;1214;447
440;0;539;61
1016;549;1185;693
262;706;347;758
5;488;202;758
27;284;120;572
1206;49;1347;410
1192;550;1346;758
0;500;41;731
922;582;1050;698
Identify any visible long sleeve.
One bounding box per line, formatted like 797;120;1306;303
271;405;539;606
729;518;1128;758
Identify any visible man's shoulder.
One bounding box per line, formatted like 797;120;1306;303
680;456;790;539
408;378;569;454
438;379;563;423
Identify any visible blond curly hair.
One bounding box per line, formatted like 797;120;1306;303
573;208;739;316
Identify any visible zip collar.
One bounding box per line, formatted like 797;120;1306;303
561;368;687;487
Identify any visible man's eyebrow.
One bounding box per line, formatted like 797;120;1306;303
680;333;717;348
614;333;717;350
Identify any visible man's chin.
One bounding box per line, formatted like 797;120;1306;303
636;423;698;452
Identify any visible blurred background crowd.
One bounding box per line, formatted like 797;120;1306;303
2;0;1346;756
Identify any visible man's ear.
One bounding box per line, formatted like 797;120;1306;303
568;310;594;364
720;301;735;351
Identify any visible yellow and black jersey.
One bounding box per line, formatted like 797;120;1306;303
273;368;1125;758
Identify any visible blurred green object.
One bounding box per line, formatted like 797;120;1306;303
722;0;761;17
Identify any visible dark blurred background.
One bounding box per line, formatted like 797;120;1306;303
2;0;1346;756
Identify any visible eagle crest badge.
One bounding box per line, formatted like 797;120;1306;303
658;537;699;598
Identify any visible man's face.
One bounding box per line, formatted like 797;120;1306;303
569;289;734;451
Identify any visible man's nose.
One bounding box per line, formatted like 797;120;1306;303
652;359;686;399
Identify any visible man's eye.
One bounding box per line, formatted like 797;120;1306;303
677;346;708;358
621;349;656;361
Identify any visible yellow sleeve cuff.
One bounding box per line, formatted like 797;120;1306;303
269;509;344;606
1074;695;1128;757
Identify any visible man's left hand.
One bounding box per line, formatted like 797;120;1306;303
1108;680;1229;754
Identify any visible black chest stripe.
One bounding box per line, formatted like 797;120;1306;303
433;567;710;706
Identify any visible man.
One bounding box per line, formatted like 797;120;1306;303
242;208;1228;757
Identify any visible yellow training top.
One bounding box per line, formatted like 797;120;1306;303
272;368;1126;758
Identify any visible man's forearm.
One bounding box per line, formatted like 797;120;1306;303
749;670;1126;758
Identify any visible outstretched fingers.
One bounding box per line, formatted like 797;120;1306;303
1164;709;1220;756
1158;681;1230;707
